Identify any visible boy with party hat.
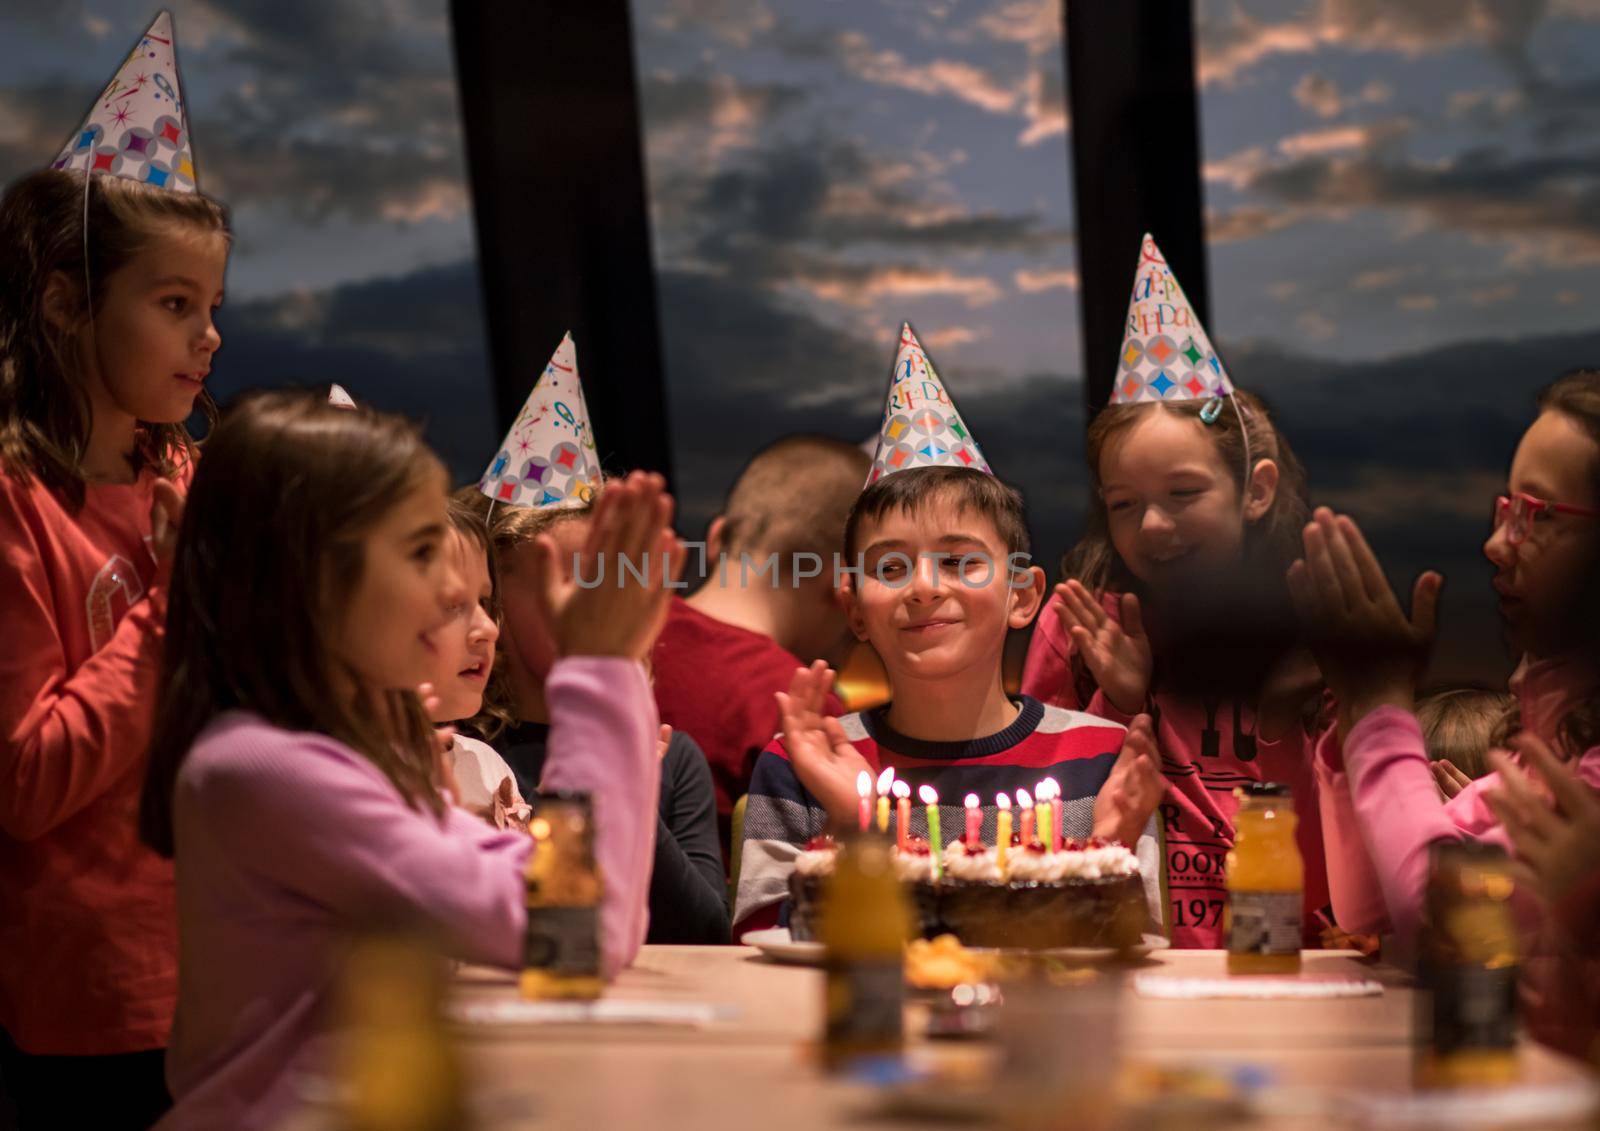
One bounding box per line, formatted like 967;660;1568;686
1019;234;1335;948
469;333;729;944
731;324;1165;936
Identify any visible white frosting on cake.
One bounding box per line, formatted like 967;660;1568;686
1058;843;1140;880
892;849;936;883
794;847;837;877
942;841;1001;883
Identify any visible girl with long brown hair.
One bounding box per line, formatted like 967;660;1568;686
138;392;680;1128
0;151;229;1125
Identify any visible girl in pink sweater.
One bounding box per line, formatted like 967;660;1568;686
1022;389;1332;946
1292;369;1600;1058
138;391;682;1129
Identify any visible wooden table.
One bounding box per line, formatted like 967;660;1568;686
440;947;1594;1129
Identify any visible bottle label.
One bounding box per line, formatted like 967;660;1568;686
1428;964;1518;1054
825;958;903;1048
523;905;600;976
1227;890;1302;955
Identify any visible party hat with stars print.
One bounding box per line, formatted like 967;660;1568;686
51;11;198;193
479;332;603;509
866;323;991;486
1110;234;1235;406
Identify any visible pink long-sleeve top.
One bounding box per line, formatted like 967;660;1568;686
159;656;659;1131
1317;657;1600;1058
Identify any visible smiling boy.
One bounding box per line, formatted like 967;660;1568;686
731;329;1164;936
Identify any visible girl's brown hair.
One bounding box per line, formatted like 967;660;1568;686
1496;369;1600;758
141;391;448;856
453;487;597;740
0;169;231;509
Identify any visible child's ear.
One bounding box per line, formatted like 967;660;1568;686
1007;561;1048;629
1244;458;1279;524
40;270;83;334
837;574;869;641
705;515;728;561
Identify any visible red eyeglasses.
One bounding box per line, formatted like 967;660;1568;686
1492;492;1600;545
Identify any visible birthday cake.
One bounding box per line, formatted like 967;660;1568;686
787;836;1145;951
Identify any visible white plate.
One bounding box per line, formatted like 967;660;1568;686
967;932;1170;961
741;927;825;964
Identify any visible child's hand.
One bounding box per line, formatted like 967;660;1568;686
1287;509;1441;736
657;724;672;762
1483;734;1600;912
1053;580;1152;716
149;478;185;570
1431;758;1474;800
776;660;873;830
528;471;685;662
1091;713;1165;846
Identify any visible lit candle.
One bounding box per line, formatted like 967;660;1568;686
963;793;981;847
995;793;1012;874
893;779;911;851
876;767;894;834
1042;778;1063;851
1017;788;1035;847
1033;780;1051;851
857;770;872;833
919;785;942;881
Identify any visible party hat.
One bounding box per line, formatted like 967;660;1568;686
327;384;356;409
1111;234;1234;405
51;12;197;193
478;332;602;508
866;323;991;486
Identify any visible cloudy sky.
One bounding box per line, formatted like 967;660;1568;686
3;0;1596;683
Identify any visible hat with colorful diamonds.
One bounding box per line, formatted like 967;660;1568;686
478;332;603;509
866;323;991;485
1111;233;1234;405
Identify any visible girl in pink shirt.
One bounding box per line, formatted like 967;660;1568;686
0;163;228;1127
1022;389;1333;947
1292;369;1600;1058
138;392;681;1129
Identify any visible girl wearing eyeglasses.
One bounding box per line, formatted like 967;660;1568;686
1289;368;1600;1060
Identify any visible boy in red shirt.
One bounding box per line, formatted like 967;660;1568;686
651;435;868;857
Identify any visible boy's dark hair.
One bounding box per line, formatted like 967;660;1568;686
0;169;231;509
141;390;447;857
844;465;1031;564
1416;687;1514;781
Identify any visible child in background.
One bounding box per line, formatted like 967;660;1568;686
0;16;226;1121
734;327;1164;937
1415;687;1513;799
651;435;868;859
424;496;525;825
1021;237;1327;948
138;393;675;1129
460;489;730;945
1294;369;1600;1059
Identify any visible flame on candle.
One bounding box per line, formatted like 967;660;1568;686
893;779;911;799
1036;779;1058;801
963;793;979;810
876;767;895;796
1016;787;1033;809
918;784;939;805
995;793;1011;810
857;770;872;799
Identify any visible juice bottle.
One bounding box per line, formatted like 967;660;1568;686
1415;841;1520;1088
1225;782;1303;975
519;791;604;1000
819;832;911;1071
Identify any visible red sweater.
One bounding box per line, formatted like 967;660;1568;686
1021;590;1331;948
649;597;842;859
0;463;188;1053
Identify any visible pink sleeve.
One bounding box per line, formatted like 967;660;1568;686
0;488;170;841
1020;593;1083;709
1312;726;1392;934
1340;706;1468;939
200;729;533;970
538;656;660;978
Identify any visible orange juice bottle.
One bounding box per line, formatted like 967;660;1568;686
1225;783;1303;975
